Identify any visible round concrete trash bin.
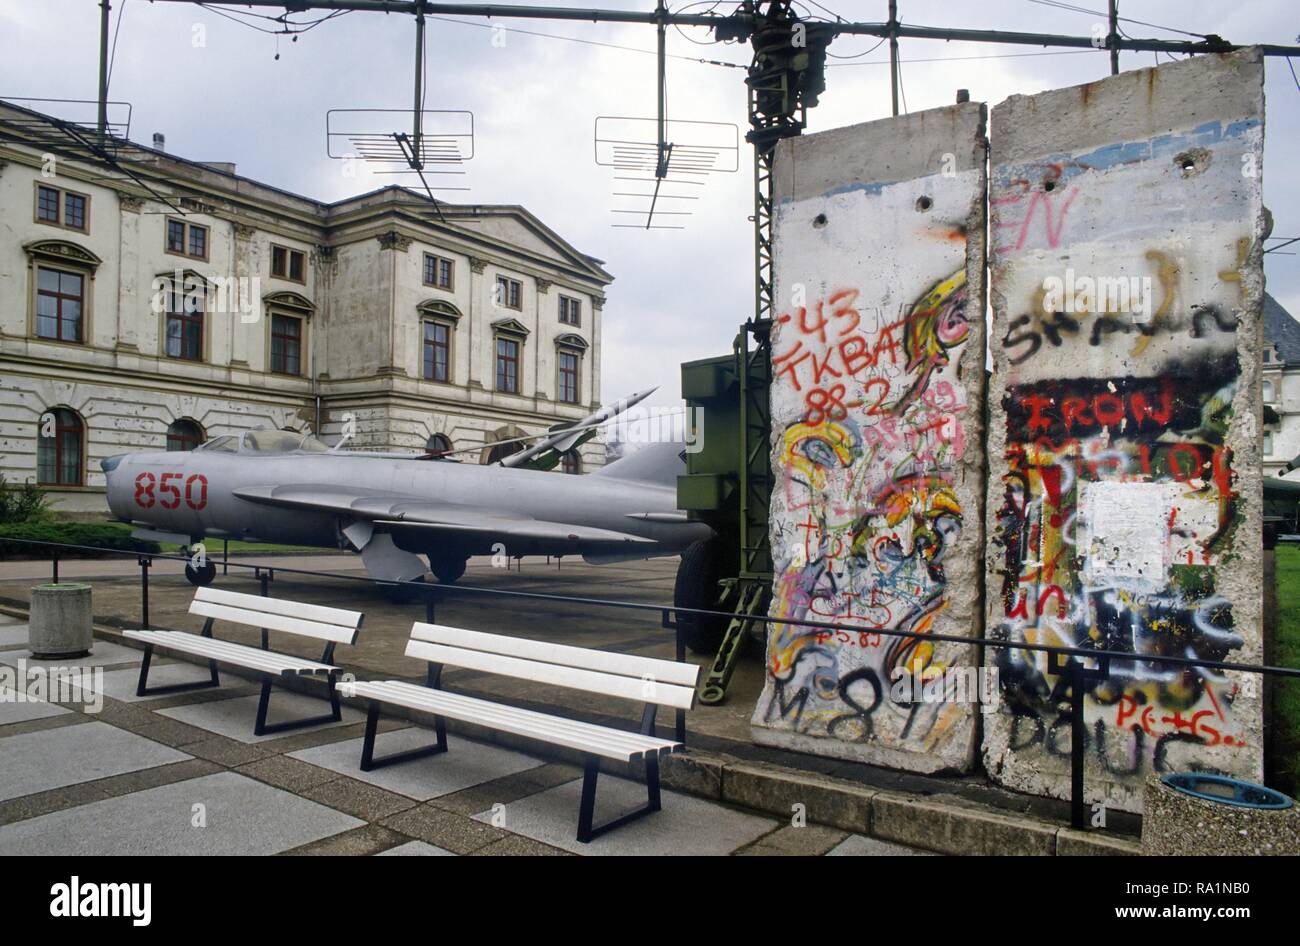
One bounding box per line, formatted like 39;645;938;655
1142;773;1300;856
28;583;94;659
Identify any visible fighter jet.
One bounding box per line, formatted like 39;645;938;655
102;391;712;587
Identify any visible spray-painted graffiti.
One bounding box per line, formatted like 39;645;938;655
756;266;974;755
992;354;1248;777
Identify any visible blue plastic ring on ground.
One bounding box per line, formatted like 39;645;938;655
1161;773;1294;810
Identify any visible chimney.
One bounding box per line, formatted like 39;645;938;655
152;132;165;152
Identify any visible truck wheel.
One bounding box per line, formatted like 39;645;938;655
428;553;468;585
674;538;730;655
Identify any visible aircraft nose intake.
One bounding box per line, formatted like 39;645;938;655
101;454;124;474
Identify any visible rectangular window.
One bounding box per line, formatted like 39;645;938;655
558;350;579;404
559;295;581;326
35;184;89;231
165;289;204;361
37;185;60;222
272;245;306;283
167;219;186;253
495;275;522;310
64;193;86;231
423;254;454;290
167;218;209;260
270;313;302;375
35;267;84;343
496;337;519;393
423;321;450;382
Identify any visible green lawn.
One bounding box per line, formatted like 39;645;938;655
1271;546;1300;798
157;538;328;556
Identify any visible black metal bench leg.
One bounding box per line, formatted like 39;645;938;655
135;644;222;697
359;700;448;771
577;757;600;844
252;675;346;737
575;753;665;844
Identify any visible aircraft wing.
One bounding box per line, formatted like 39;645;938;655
231;484;655;549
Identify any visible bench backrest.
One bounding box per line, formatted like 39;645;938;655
190;587;363;646
406;623;699;711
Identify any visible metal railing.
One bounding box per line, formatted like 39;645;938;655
5;535;1299;828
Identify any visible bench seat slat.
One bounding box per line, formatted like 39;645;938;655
405;640;697;710
123;630;335;675
347;680;681;762
196;587;362;635
412;623;699;688
357;681;679;757
189;600;358;645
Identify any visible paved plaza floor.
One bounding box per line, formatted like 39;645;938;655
0;611;925;856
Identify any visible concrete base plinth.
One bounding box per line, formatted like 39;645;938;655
1141;776;1300;856
28;583;93;659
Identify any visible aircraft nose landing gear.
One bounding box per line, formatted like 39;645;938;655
427;551;469;585
180;547;217;587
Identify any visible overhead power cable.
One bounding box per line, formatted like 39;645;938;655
1023;0;1209;40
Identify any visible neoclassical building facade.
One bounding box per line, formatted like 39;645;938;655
0;102;611;514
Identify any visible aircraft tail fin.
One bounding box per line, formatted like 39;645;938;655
591;441;686;487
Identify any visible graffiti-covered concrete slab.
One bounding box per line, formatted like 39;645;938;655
752;103;988;773
984;49;1267;812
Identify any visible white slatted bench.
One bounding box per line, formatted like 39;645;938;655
342;623;700;843
123;587;364;737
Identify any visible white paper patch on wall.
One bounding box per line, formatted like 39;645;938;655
1080;481;1180;593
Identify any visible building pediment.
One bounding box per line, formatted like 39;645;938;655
23;239;102;270
417;299;463;321
555;332;588;351
491;317;530;337
263;290;316;314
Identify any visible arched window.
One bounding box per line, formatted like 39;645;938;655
36;408;84;486
1263;380;1275;402
166;418;205;452
426;433;452;455
487;440;523;464
560;450;582;475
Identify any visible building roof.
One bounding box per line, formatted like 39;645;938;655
1264;294;1300;366
0;99;611;285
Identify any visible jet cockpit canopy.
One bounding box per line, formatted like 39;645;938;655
195;430;332;455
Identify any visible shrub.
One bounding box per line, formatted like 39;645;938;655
0;522;160;560
0;474;50;525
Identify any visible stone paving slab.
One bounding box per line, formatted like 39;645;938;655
288;728;546;801
0;721;190;802
827;834;936;856
0;685;71;725
377;840;456;856
472;775;777;856
156;692;363;743
0;626;29;647
0;640;142;670
66;662;216;703
0;771;364;855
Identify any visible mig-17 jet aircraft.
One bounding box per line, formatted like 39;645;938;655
102;390;712;587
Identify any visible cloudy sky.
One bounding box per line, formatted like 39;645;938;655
3;0;1297;409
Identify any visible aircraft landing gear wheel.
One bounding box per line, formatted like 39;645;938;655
674;537;730;655
428;553;468;585
184;561;216;586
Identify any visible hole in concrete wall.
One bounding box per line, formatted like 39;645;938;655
1174;148;1210;177
915;196;933;212
812;213;828;228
